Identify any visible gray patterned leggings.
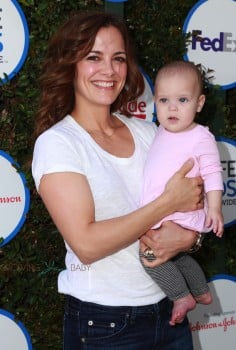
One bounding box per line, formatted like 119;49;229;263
140;252;209;300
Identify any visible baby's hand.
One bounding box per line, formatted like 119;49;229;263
205;208;224;237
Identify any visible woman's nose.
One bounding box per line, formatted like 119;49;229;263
102;59;115;75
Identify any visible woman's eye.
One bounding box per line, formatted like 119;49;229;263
87;55;99;61
114;56;126;63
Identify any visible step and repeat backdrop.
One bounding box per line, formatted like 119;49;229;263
188;275;236;350
182;1;236;348
1;1;32;349
0;0;235;349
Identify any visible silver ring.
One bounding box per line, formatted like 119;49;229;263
143;248;156;259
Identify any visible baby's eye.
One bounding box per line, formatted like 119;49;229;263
159;98;168;103
179;97;188;103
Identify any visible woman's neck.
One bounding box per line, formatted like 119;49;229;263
71;104;134;158
71;105;119;137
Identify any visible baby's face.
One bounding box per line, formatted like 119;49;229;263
154;71;205;133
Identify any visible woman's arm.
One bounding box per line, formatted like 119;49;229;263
39;159;203;264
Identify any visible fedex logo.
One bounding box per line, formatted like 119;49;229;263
183;0;236;88
191;30;236;53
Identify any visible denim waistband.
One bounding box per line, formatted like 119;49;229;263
65;294;170;318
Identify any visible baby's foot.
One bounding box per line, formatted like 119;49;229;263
195;291;212;305
169;294;196;326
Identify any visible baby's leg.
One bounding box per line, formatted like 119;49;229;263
174;254;212;305
140;252;194;326
170;293;196;326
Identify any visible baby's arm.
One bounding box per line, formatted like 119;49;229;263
205;190;224;237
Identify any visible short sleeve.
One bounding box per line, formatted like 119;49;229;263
32;129;84;191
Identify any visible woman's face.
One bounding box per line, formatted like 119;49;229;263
74;26;127;109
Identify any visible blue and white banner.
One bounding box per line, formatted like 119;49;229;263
0;0;29;83
183;0;236;90
217;137;236;228
127;69;156;122
0;151;30;247
189;275;236;350
0;309;32;350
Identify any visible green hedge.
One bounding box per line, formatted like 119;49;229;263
0;1;235;349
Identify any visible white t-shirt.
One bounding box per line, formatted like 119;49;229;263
32;113;166;306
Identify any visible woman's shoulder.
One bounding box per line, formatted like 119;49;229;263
35;115;82;146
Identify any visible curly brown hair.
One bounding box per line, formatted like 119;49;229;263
35;11;144;137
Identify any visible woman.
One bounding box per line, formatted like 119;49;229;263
32;11;203;349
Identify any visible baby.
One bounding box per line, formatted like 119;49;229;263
140;60;224;326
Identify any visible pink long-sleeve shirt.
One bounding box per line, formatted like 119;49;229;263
141;124;223;231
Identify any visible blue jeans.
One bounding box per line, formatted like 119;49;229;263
63;295;193;349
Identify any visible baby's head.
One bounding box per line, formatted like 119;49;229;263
154;60;206;132
155;60;204;95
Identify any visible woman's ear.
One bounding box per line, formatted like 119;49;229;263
196;94;206;113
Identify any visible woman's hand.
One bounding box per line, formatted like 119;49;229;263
140;221;198;267
165;159;204;212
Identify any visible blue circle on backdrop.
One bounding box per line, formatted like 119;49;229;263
189;274;236;349
183;0;236;90
0;0;30;84
208;274;236;283
0;309;32;350
0;150;30;247
216;137;236;228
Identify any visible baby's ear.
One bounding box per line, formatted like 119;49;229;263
197;94;206;112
